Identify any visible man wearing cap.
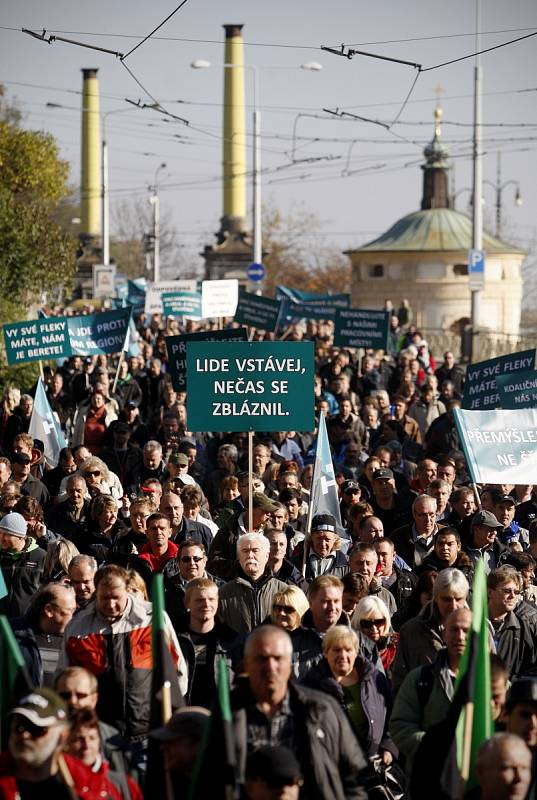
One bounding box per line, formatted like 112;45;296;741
339;480;366;526
10;450;50;509
0;688;124;800
464;510;507;574
149;707;210;797
294;513;348;583
370;467;413;535
208;492;278;580
493;491;530;549
391;494;439;570
244;746;303;800
100;422;142;495
0;512;46;618
218;533;288;634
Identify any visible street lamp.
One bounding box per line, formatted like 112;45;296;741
191;60;322;275
149;162;167;283
483;153;522;238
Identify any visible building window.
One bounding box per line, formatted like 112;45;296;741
453;263;468;276
370;264;384;278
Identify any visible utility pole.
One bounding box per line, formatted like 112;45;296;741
101;138;109;265
470;0;483;362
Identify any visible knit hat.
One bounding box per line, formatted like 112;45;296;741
0;512;28;538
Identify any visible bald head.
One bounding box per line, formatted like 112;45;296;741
476;734;531;800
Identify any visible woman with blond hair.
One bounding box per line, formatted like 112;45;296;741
301;624;397;763
354;595;399;680
270;585;309;632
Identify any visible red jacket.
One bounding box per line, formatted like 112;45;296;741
138;540;178;573
0;752;121;800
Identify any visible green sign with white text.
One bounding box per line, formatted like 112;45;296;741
186;341;315;432
234;291;282;332
496;369;537;410
333;308;390;350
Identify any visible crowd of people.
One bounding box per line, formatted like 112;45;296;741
1;308;536;800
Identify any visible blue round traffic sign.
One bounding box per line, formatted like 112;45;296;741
247;262;266;282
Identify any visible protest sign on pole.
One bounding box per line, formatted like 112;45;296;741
67;307;131;356
186;341;314;433
461;349;536;410
234;292;282;332
495;369;537;410
145;280;197;315
165;328;248;392
161;291;202;319
3;317;72;365
201;280;239;319
454;407;537;484
333;308;390;350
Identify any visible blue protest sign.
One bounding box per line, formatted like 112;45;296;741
67;307;131;356
161;291;202;318
462;349;536;410
3;317;71;365
165;328;248;391
333;308;390;350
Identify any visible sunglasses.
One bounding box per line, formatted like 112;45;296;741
180;556;204;563
12;720;49;738
58;690;91;701
360;618;386;630
274;604;295;614
86;470;101;477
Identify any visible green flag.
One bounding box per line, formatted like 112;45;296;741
188;656;237;799
441;558;493;797
0;615;33;748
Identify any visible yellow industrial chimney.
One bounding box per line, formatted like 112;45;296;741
80;68;101;243
222;25;247;233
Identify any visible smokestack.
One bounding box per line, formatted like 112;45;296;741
222;25;247;234
80;68;101;245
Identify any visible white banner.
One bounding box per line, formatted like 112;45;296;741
201;279;239;319
454;407;537;484
145;280;197;314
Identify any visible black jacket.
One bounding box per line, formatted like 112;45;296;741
272;557;309;593
177;621;241;704
292;546;348;584
162;560;224;631
0;538;46;618
384;565;418;610
231;679;368;800
45;499;91;543
492;610;536;679
100;445;143;495
301;655;397;758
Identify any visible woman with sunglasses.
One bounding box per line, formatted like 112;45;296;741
270;585;309;632
354;595;399;681
301;624;397;764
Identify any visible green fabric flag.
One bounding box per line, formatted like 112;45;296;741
188;655;237;799
455;557;493;788
0;615;33;749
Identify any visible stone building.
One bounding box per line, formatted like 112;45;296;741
346;108;526;337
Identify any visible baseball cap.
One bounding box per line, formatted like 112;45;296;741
149;707;210;741
251;492;279;513
312;513;337;533
10;688;68;727
125;400;140;408
491;491;516;507
342;480;361;494
0;512;28;539
168;452;189;467
246;745;303;787
471;510;502;529
372;468;394;481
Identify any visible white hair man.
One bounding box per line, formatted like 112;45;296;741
217;533;288;634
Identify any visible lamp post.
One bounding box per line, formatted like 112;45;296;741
483;153;522;238
149;162;167;283
470;0;483;362
191;60;322;277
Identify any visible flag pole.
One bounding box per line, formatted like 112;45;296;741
161;680;174;800
248;431;254;532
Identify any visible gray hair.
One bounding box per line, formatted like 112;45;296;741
218;443;238;462
144;440;163;454
244;624;293;660
237;532;270;558
354;595;391;630
412;494;437;512
68;554;98;575
433;567;469;600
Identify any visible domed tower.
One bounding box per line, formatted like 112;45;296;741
346;106;525;343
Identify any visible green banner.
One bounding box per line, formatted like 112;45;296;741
234;292;282;332
3;317;71;364
67;308;131;356
165;328;247;391
462;349;536;410
333;308;390;350
496;369;537;410
186;341;315;432
161;291;202;318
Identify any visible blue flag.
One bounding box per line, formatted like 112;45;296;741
309;413;346;538
29;379;67;467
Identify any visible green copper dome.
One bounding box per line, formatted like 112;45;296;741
353;208;525;254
